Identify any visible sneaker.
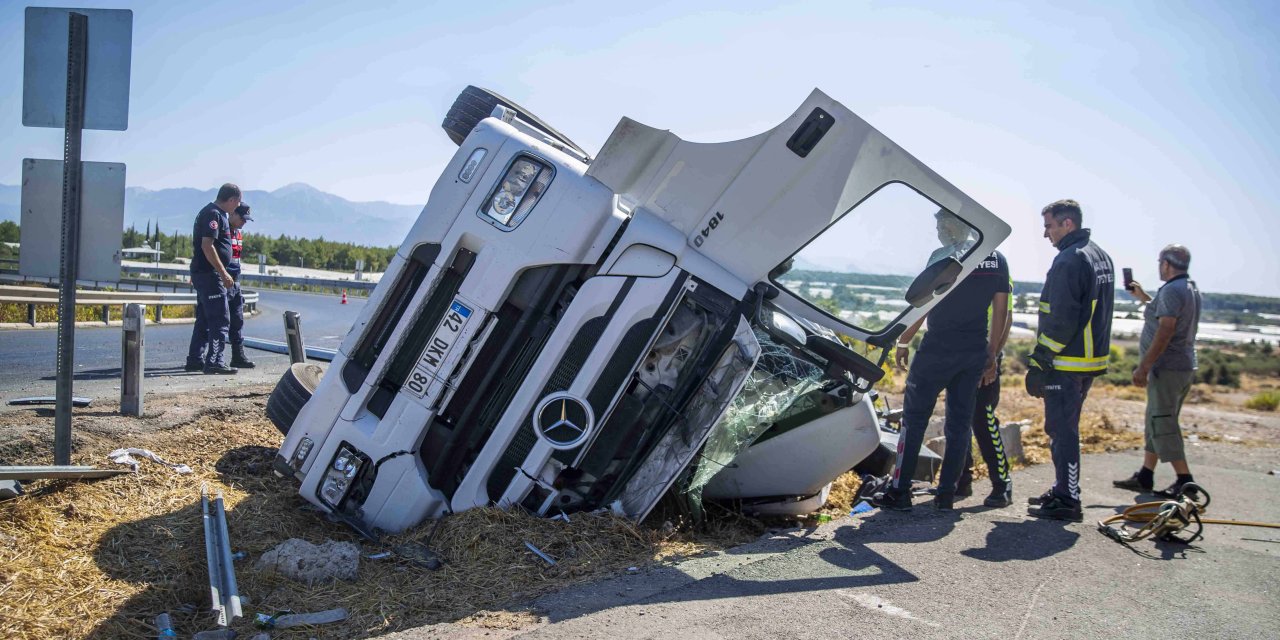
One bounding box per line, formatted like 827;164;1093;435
184;358;204;372
870;489;913;512
203;364;239;375
1027;488;1053;506
932;493;954;510
1027;495;1083;522
1112;472;1153;492
984;486;1013;508
1154;481;1201;500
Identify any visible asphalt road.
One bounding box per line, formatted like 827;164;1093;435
393;445;1280;640
0;289;366;400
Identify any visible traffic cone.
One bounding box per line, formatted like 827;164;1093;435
341;290;348;304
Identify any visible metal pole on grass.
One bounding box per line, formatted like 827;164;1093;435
54;12;89;465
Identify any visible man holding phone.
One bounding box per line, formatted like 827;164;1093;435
1114;244;1203;497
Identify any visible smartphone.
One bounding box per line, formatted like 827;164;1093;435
1122;267;1134;289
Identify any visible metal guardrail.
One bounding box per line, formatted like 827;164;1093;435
121;264;377;291
0;284;259;324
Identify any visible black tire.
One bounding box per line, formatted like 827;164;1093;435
441;85;589;160
266;362;325;436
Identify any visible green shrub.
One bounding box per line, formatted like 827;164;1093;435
1245;390;1280;412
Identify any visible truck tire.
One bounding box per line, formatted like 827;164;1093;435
441;85;589;160
266;362;324;436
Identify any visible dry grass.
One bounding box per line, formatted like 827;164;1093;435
0;403;729;639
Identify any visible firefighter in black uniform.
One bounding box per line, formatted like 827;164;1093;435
227;203;256;368
185;183;241;375
1025;199;1115;521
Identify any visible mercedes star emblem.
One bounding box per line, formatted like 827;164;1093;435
533;392;594;451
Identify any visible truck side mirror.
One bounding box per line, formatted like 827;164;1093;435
905;257;962;308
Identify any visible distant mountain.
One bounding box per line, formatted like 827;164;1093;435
0;182;420;247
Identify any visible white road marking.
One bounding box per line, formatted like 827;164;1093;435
838;591;940;628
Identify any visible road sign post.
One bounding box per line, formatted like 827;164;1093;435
121;303;145;417
52;11;88;465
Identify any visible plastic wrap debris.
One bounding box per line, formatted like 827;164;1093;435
680;329;825;519
107;448;192;474
255;608;348;629
524;541;556;566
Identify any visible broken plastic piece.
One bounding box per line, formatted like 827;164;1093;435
7;396;92;407
108;448;193;474
257;608;348;629
851;501;874;515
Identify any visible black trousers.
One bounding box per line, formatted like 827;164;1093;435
959;359;1011;492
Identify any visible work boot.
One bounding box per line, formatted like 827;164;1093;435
1112;471;1154;492
230;344;257;369
984;485;1013;508
203;363;239;375
1027;495;1083;522
932;492;954;511
184;358;204;372
870;488;913;512
926;483;972;499
1027;488;1054;506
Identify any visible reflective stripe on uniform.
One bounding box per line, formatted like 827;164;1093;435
1038;333;1067;353
1052;355;1108;372
1039;301;1051;313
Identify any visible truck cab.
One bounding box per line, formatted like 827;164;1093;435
271;87;1010;533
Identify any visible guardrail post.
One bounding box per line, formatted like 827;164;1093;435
121;303;144;416
284;311;305;364
27;303;36;326
100;304;110;324
154;304;163;323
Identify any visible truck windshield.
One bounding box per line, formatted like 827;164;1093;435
771;182;980;333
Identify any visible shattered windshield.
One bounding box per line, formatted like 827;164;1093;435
771;182;980;333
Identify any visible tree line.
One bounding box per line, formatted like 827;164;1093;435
0;220;397;273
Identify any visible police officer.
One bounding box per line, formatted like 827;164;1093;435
871;210;1011;511
1025;199;1115;521
185;183;241;375
227;203;256;369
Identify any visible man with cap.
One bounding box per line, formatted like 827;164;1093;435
185;183;241;375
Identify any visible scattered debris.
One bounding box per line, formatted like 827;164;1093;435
7;396;92;407
108;447;193;474
202;485;243;627
524;541;556;566
627;566;639;572
0;465;130;481
850;501;874;515
155;612;176;638
1269;469;1279;476
366;551;392;560
255;538;361;584
192;628;238;640
230;551;247;561
0;479;23;500
255;607;348;629
553;512;571;523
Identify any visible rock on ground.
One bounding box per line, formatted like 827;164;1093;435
255;538;361;583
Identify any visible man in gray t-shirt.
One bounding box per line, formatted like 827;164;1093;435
1114;244;1203;498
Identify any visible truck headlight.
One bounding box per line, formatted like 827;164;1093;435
318;445;365;508
480;155;553;228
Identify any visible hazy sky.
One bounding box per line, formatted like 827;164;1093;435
3;1;1277;295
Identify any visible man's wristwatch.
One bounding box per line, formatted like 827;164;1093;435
896;343;910;350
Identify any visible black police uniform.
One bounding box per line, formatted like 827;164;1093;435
1027;228;1114;511
958;270;1015;495
890;250;1012;499
187;203;234;370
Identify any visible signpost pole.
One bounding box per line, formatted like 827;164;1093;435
53;12;88;465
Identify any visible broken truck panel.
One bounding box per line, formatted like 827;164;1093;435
270;87;1012;534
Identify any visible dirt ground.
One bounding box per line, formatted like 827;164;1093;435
1;375;1276;639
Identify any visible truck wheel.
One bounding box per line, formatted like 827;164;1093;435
441;85;589;160
266;362;324;436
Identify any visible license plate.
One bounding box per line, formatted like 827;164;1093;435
404;299;473;398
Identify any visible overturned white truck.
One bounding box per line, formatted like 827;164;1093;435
268;87;1010;534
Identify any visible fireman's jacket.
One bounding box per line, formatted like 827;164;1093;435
1031;228;1115;375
